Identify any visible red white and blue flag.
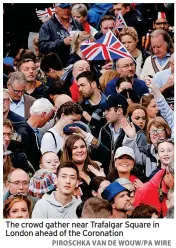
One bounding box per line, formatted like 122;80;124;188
36;7;55;21
115;12;127;31
80;29;132;61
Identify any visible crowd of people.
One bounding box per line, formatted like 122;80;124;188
3;3;174;219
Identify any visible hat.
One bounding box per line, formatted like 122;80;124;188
99;93;128;110
114;146;135;160
63;122;88;135
55;3;71;8
101;182;128;202
167;162;174;177
29;169;56;194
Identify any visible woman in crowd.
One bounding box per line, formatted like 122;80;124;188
3;148;14;194
122;116;172;178
119;26;149;77
71;4;97;36
140;94;158;121
99;70;119;92
120;89;140;106
3;194;32;218
39;152;60;174
89;176;110;198
61;134;105;200
115;77;133;93
107;146;143;187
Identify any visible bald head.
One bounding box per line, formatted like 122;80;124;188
116;57;135;77
72;60;90;80
55;94;73;111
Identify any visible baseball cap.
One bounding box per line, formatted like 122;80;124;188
99;93;128;110
63;122;88;135
114;146;135;160
101;182;128;202
55;4;71;8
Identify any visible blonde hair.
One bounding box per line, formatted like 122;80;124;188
119;26;139;43
71;4;88;17
99;70;119;92
71;31;94;54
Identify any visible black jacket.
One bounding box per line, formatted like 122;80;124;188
39;14;83;67
12;121;41;171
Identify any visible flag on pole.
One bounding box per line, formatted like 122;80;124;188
115;12;127;32
36;7;55;21
80;29;132;61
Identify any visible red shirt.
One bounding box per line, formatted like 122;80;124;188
69;80;79;102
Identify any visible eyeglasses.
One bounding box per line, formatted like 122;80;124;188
157;138;174;144
10;84;25;94
155;22;168;25
8;181;29;187
149;128;164;135
119;63;135;69
3;132;14;139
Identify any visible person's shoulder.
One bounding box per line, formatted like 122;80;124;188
23;94;36;102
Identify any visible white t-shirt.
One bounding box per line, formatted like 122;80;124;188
40;127;63;154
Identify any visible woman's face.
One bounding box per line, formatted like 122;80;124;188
7;200;29;218
72;139;87;164
71;11;85;23
149;125;166;146
131;109;146;129
41;152;60;174
158;142;174;166
115;155;134;174
121;35;137;53
117;82;132;93
146;98;158;119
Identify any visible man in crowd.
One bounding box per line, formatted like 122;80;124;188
7;71;36;119
4;168;38;208
104;57;149;98
17;58;47;99
32;162;82;218
76;71;106;138
3;89;25;122
102;181;133;218
94;15;115;40
39;4;83;67
13;98;54;170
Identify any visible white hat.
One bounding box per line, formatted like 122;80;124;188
114;146;135;160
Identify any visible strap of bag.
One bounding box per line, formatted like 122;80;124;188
46;131;57;148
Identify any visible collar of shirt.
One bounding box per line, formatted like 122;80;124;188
11;95;24;105
54;13;72;30
84;92;106;105
152;53;171;66
109;123;121;143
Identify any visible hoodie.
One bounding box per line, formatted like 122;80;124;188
32;191;82;218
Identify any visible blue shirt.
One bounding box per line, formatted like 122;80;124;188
104;78;149;98
152;53;171;66
10;95;25;117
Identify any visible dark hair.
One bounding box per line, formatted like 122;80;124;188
120;89;140;104
46;79;71;101
100;15;115;26
56;101;83;119
3;119;13;131
56;161;79;178
40;52;63;72
89;176;107;195
3;63;15;76
116;77;133;89
76;71;100;88
17;58;35;71
81;197;112;218
130;204;158;218
14;49;36;66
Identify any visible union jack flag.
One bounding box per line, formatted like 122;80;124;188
80;30;132;61
36;7;55;21
115;12;127;32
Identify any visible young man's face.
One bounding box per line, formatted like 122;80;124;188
56;167;78;196
3;92;11;114
3;125;13;148
104;107;119;123
77;77;94;98
113;191;133;211
100;20;115;35
113;4;128;16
